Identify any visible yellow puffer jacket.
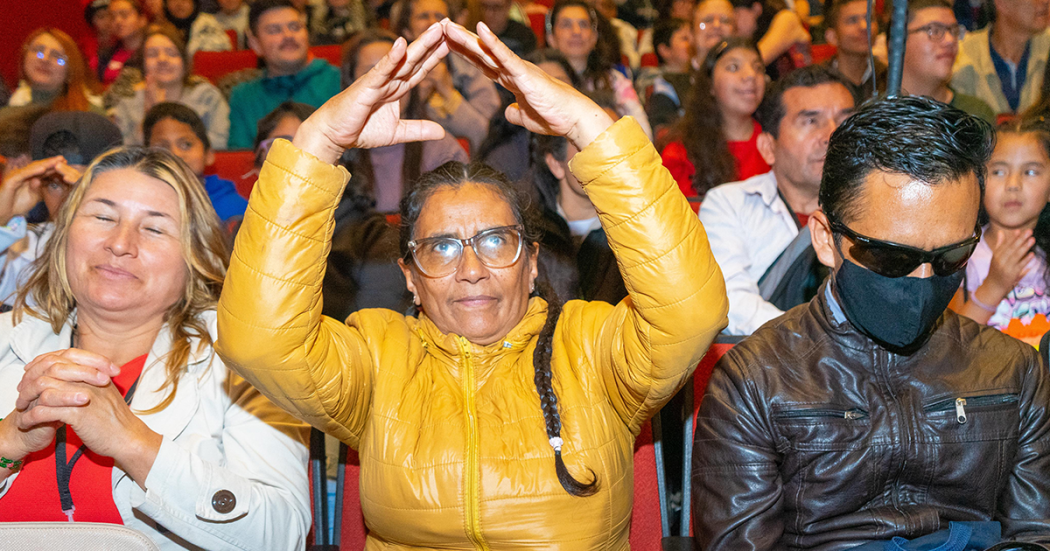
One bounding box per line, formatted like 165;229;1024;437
216;117;728;549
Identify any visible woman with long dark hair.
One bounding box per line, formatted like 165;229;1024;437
662;37;769;198
547;0;654;138
216;20;727;547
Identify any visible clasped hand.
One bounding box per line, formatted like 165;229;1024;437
291;19;614;165
1;349;160;486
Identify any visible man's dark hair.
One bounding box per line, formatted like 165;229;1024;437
652;17;689;64
820;96;994;224
825;0;866;28
755;65;847;137
904;0;952;21
249;0;301;35
143;102;211;151
253;101;316;151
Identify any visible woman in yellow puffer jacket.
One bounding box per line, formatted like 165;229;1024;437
215;19;728;550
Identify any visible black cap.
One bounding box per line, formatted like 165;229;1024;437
84;0;111;23
30;111;123;166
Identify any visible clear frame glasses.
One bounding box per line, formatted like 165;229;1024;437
407;225;525;278
908;22;964;42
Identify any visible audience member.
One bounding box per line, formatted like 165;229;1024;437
9;29;103;113
662;38;769;198
0;145;310;549
952;0;1050;114
531;125;629;305
82;0;116;71
213;0;251;48
692;0;736;68
951;116;1050;346
822;0;886;104
905;0;996;122
474;49;580;182
311;0;374;46
109;24;230;148
693;95;1050;549
94;0;150;85
145;102;248;226
337;29;467;213
0;111;123;307
469;0;537;57
700;65;852;335
163;0;234;55
731;0;811;78
644;18;694;132
393;0;502;150
252;101;316;169
594;0;643;70
215;20;728;547
227;0;342;149
547;0;654;137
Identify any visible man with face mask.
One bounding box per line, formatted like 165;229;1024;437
692;96;1050;550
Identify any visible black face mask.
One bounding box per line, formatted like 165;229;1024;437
833;258;963;354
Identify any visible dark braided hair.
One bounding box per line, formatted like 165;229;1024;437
399;161;599;497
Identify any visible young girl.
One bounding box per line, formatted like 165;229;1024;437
951;117;1050;346
661;37;768;198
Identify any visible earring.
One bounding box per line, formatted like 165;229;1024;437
413;295;421;305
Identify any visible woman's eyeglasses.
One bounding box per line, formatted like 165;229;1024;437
829;217;980;278
31;45;67;67
408;225;525;278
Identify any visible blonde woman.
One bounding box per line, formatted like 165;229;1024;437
0;147;309;550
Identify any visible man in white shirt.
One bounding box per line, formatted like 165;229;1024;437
699;65;853;335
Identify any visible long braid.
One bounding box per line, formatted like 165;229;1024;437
533;281;599;497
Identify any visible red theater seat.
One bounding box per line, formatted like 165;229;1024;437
810;43;837;64
193;49;258;84
310;44;344;67
206;150;257;198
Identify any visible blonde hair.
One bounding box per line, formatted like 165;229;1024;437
14;147;230;412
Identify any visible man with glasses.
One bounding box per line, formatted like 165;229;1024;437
693;96;1050;550
902;0;995;122
821;0;886;104
952;0;1050;114
227;0;341;149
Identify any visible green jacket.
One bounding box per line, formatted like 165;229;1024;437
226;58;341;149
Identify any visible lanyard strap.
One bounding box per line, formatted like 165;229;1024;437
54;329;142;522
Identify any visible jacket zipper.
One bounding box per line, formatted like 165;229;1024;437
924;393;1019;424
880;348;908;514
775;408;869;420
456;336;489;550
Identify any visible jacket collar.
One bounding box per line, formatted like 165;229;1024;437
412;297;548;382
261;58;326;95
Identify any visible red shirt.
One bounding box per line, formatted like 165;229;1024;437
0;354;148;523
660;120;771;198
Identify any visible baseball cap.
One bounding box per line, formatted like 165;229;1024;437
29;111;123;166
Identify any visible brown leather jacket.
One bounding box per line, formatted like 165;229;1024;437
692;283;1050;551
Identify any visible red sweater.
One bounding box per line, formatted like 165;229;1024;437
661;120;771;198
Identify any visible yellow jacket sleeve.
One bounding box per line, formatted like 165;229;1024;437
215;139;377;446
568;117;729;432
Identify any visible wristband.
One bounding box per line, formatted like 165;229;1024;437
970;293;1000;313
0;418;23;471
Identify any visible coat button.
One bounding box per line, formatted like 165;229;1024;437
212;490;236;514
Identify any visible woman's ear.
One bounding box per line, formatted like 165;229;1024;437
809;210;839;269
398;258;421;305
544;152;567;181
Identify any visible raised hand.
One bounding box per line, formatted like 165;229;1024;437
442;20;614;150
0;156;71;226
292;22;451;164
981;228;1036;301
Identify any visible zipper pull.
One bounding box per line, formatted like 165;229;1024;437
844;410;861;420
955;398;967;424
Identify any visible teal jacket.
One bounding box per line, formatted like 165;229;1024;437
226;59;341;149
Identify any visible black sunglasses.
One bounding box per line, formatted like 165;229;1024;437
828;218;981;278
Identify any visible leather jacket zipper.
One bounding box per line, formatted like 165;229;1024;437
775;408;869;420
924;393;1019;424
456;336;489;550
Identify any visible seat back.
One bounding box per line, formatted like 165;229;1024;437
339;445;367;550
192;49;258;84
630;420;662;549
207;150;257;199
810;43;837;64
528;12;548;47
310;45;344;67
0;523;160;550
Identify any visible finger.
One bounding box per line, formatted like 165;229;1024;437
19;405;82;428
393;22;448;80
443;21;500;73
35;381;93;408
476;21;530;76
16;374;93;410
405;42;453;89
391;120;447;144
54;162;82;185
55;348;121;376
